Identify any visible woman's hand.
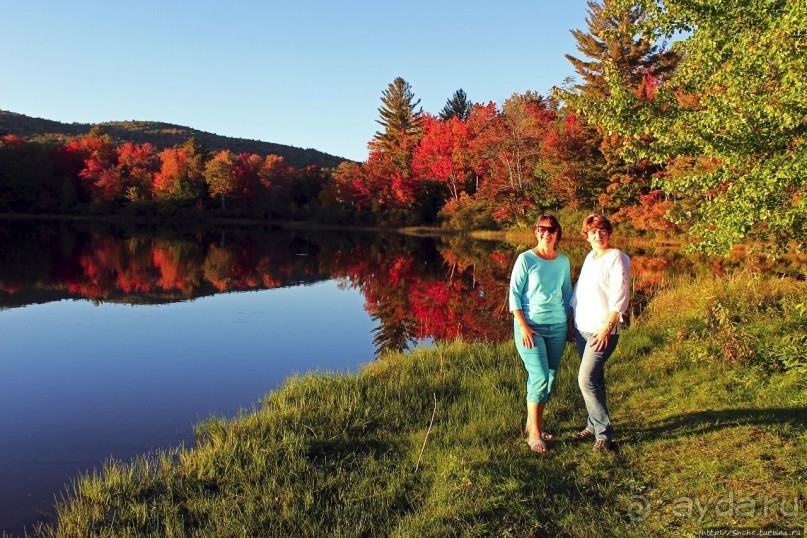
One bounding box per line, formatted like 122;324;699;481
588;327;610;351
513;309;538;349
520;323;539;349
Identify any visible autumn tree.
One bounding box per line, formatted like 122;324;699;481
435;102;509;229
259;154;294;214
440;89;472;121
473;92;556;225
232;153;264;202
559;0;679;229
153;148;190;201
117;142;158;202
318;161;373;223
332;77;425;223
535;112;606;209
204;149;237;211
464;102;502;194
66;131;122;203
573;0;806;253
153;138;207;202
412;114;473;201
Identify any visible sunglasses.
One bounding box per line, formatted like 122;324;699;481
536;225;557;234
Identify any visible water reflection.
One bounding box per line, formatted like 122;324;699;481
1;221;520;355
1;220;803;356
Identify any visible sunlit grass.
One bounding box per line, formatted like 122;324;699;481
31;274;806;537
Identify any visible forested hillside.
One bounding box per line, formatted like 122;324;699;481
0;110;348;169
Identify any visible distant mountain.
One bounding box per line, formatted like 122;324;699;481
0;109;350;169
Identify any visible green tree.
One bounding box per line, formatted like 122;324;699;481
440;89;472;121
374;77;423;153
566;0;806;253
559;0;679;230
182;137;208;199
565;0;678;101
366;77;425;219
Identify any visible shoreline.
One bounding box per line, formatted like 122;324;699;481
0;212;687;247
34;273;807;536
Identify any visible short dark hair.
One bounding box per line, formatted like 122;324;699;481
581;214;613;236
533;214;563;244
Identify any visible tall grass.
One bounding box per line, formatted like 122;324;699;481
33;274;806;537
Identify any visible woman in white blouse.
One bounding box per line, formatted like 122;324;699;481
570;214;630;452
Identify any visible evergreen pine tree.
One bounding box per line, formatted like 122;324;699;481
439;89;472;121
561;0;679;222
177;137;208;200
565;0;678;101
374;77;422;152
88;124;110;140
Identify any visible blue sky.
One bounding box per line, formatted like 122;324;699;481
1;1;592;162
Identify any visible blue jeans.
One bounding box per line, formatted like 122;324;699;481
575;329;619;441
514;321;567;404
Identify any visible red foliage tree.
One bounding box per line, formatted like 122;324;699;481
65;134;121;202
232;153;264;201
469;93;555;225
411;114;473;201
117;142;159;201
321;161;372;210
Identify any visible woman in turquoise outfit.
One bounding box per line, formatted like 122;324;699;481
509;214;573;454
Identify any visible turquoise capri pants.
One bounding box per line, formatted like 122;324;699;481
514;321;567;404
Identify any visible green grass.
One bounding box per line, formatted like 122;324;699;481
33;274;806;537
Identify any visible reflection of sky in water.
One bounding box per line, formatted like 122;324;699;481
0;281;375;533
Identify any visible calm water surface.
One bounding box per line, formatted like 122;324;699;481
2;219;797;535
1;284;380;533
0;220;512;534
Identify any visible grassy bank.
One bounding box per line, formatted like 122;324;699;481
37;274;806;537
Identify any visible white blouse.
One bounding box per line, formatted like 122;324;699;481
571;248;631;334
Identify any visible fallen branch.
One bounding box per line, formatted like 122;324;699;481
415;392;438;473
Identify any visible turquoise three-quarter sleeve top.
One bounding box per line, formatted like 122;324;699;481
508;250;572;325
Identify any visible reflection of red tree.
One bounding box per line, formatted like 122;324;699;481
0;227;511;348
152;245;189;293
330;243;513;350
59;236;205;299
73;237;123;300
631;255;673;294
116;248;154;294
4;225;704;352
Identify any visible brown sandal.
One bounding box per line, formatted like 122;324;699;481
571;429;595;441
592;439;614;452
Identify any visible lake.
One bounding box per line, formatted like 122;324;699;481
1;220;514;534
1;218;798;535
